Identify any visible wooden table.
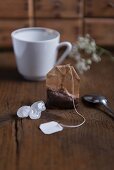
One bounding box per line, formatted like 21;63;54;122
0;51;114;170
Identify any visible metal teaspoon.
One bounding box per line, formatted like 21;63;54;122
82;94;114;119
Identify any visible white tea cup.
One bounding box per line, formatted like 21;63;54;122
11;27;72;81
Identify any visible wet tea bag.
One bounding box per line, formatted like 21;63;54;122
39;64;86;134
46;64;80;109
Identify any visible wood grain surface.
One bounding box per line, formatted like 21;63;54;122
84;19;114;46
0;51;114;170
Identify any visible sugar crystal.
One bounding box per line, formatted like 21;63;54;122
17;106;31;118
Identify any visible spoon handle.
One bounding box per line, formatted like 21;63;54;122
103;104;114;118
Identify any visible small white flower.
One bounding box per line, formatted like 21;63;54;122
77;36;88;50
85;34;90;39
86;59;92;64
77;42;86;50
84;40;96;54
78;36;85;43
75;53;81;61
84;37;90;44
91;40;96;48
76;59;90;74
70;44;78;58
68;34;109;74
92;53;101;62
85;46;93;54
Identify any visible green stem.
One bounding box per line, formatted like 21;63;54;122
96;46;113;59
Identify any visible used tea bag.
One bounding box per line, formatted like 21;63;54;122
46;64;80;109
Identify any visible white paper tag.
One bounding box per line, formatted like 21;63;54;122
39;121;63;135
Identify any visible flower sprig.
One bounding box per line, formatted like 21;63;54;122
70;34;113;74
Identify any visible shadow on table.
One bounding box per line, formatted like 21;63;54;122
42;110;69;123
82;101;114;120
0;67;24;81
0;113;17;125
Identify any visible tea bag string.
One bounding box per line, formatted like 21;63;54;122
58;65;86;128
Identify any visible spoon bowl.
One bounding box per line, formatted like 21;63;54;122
82;94;114;119
82;95;107;104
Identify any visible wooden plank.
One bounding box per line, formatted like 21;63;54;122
0;0;29;18
35;19;83;42
0;20;29;48
34;0;84;18
85;0;114;17
0;121;16;170
84;19;114;46
28;0;34;26
0;52;114;170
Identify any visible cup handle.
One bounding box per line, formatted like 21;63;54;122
56;42;72;65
